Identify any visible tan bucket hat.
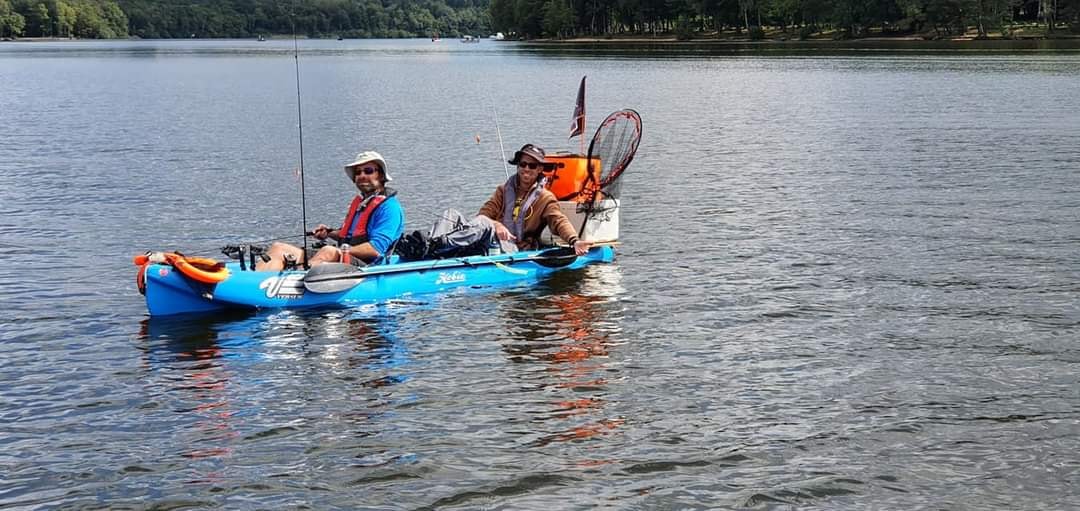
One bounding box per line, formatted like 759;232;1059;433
344;151;392;182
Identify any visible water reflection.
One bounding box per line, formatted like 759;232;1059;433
502;268;626;449
314;310;412;389
134;308;414;479
138;310;264;362
136;312;261;476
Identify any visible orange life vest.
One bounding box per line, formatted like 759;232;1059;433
339;193;390;245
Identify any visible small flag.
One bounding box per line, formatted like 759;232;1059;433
569;76;586;139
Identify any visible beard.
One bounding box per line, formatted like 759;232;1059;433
356;181;377;195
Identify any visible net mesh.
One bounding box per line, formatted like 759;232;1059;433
582;109;641;203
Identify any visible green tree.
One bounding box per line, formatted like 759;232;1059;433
1;0;27;37
64;0;127;38
33;2;49;35
768;0;803;32
738;0;753;30
11;1;52;36
542;0;574;35
54;0;76;37
490;0;516;31
101;1;127;36
1062;0;1080;31
513;0;546;36
972;0;1014;37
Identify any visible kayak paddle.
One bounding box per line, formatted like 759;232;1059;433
303;263;365;293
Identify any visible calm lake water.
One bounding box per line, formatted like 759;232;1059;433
2;39;1079;509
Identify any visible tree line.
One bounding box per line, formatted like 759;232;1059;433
1;0;128;38
1;0;492;39
492;0;1080;39
2;0;1077;40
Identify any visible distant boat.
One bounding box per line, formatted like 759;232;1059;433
461;35;479;43
337;35;343;41
490;32;505;41
431;32;440;42
257;35;266;42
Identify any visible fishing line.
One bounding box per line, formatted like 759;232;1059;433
484;88;510;179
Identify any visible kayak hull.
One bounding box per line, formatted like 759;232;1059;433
143;246;614;316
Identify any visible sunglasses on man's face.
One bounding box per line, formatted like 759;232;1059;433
517;162;540;170
356;167;379;176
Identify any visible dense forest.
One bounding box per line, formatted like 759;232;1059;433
1;0;1077;40
494;0;1080;39
0;0;491;39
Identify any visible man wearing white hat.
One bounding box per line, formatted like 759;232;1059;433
257;151;405;270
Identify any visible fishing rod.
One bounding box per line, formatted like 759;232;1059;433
292;8;310;270
485;89;510;179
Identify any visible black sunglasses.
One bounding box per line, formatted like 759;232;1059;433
517;162;540;170
356;166;379;175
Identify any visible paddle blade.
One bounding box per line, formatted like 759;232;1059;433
303;263;364;294
585;109;642;200
532;247;577;268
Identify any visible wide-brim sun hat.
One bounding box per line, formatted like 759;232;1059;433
344;151;392;182
507;143;547;166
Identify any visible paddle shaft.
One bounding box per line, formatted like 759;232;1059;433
304;248;583;283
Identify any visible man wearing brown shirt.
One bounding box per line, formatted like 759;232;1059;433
478;144;592;256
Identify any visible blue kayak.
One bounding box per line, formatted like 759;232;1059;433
141;246;615;316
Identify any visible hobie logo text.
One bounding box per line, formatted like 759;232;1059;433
435;271;466;285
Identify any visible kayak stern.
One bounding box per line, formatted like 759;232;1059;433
144;264;230;316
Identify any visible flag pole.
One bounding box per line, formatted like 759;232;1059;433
580;76;586;156
579;121;585;156
570;76;587;156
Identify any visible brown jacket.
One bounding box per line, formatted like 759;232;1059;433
478;182;580;250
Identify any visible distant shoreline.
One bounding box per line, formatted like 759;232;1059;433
6;34;1080;50
540;36;1080;43
533;33;1080;44
520;34;1080;52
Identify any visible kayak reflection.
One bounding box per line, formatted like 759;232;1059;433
136;311;263;472
134;307;414;474
500;267;626;449
311;309;412;388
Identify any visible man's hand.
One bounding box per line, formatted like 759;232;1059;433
313;224;331;240
493;222;517;242
573;239;591;256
